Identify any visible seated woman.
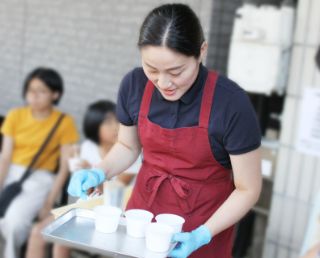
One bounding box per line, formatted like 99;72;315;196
0;67;79;258
26;100;141;258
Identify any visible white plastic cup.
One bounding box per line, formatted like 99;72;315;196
125;209;154;238
155;213;185;234
94;205;122;233
103;181;124;207
145;222;174;253
68;157;83;172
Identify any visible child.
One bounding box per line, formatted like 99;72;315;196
73;100;140;187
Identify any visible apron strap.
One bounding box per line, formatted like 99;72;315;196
139;80;154;119
199;71;218;128
139;70;218;128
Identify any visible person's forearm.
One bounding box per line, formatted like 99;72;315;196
98;141;141;180
204;187;261;237
45;168;69;207
0;157;11;188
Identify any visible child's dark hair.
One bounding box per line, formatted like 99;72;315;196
23;67;64;105
83;100;116;145
138;3;204;58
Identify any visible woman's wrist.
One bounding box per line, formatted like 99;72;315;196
93;162;109;179
204;221;216;238
193;225;212;248
91;167;107;183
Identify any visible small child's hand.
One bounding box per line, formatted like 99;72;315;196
77;159;91;170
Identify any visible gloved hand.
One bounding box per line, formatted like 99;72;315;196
67;168;106;199
169;225;212;258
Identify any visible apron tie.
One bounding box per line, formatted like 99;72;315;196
169;176;191;199
145;170;192;212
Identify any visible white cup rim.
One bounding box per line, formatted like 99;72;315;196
155;213;185;224
125;209;154;220
146;222;174;235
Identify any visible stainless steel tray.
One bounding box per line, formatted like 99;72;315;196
42;208;173;258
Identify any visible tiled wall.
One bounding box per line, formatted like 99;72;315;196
206;0;285;75
206;0;242;75
0;0;212;129
263;0;320;257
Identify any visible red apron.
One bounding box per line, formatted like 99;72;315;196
126;71;235;258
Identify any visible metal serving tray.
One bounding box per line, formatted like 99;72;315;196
42;208;173;258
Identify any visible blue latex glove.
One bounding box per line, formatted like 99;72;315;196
67;168;106;199
169;225;212;258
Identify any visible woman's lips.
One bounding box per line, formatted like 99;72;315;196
162;89;176;96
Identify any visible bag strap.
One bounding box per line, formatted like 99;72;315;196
20;113;65;183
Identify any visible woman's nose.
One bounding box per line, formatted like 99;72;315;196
157;75;172;89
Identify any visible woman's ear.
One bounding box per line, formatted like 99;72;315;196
199;41;208;63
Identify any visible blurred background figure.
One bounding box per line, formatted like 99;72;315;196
299;46;320;258
74;100;140;188
0;67;78;258
26;99;141;258
300;244;320;258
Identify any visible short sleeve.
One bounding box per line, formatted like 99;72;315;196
223;89;261;155
1;109;18;137
116;68;147;126
59;115;79;145
116;71;135;126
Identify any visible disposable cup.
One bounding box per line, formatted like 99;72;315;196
155;213;185;234
94;205;122;233
68;157;83;172
125;209;154;238
145;222;174;253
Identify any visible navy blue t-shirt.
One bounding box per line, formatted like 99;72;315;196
116;64;261;169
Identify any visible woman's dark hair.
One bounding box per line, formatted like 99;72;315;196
23;67;64;105
138;3;205;58
83;100;116;145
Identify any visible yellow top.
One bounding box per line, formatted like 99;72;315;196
1;106;79;172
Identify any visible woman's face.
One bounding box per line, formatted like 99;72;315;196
25;78;58;110
99;112;119;145
141;45;205;101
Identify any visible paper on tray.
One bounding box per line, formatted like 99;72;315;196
51;196;104;219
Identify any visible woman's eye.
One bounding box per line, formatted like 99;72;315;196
170;72;182;77
149;70;158;74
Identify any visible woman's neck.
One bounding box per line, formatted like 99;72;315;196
31;106;53;120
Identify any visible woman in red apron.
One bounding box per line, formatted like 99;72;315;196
68;3;262;258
